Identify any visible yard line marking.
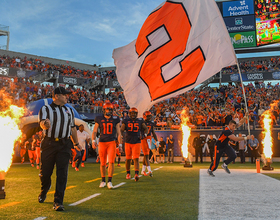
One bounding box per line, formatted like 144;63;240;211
153;168;160;171
68;193;101;206
0;202;21;209
85;177;101;183
159;166;163;168
33;217;47;220
113;182;126;188
113;173;119;176
48;185;76;194
120;171;126;173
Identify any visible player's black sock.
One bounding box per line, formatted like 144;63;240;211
108;177;112;182
118;157;120;164
135;170;139;175
127;170;130;174
102;177;106;182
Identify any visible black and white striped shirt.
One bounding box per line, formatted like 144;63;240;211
39;102;75;139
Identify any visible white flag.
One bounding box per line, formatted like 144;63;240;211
113;0;237;116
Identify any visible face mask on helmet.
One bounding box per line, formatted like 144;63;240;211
104;108;113;116
129;112;137;119
146;114;152;121
143;111;152;121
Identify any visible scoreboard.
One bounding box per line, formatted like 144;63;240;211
217;0;280;49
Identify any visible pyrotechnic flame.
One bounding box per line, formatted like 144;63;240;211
261;101;278;159
180;110;191;159
0;105;25;173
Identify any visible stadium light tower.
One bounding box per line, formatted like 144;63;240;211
0;24;10;50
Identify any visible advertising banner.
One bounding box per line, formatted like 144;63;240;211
229;31;256;48
221;72;279;82
223;0;254;17
224;14;256;33
0;67;9;76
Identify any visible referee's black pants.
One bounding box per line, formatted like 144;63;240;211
40;138;72;205
209;144;236;172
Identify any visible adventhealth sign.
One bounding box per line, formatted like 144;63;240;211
223;0;254;17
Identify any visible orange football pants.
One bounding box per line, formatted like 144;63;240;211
99;141;116;166
125;143;141;160
141;136;151;155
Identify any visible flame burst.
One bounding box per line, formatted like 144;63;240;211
261;101;278;159
180;110;191;159
262;111;273;159
0;105;25;173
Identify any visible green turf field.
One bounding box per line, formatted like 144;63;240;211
1;161;280;220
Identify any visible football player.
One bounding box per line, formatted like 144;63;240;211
92;102;121;189
121;107;148;181
141;111;158;177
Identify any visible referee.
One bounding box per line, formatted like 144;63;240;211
38;87;81;211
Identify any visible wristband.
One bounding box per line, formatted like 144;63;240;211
92;140;96;144
74;143;79;146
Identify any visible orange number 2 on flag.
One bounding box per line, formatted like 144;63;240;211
135;1;205;101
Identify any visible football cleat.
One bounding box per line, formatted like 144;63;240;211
134;174;139;182
81;163;85;167
221;164;231;174
75;167;79;171
72;162;75;168
126;174;131;179
141;171;148;176
107;182;114;189
99;181;106;188
37;165;40;169
53;203;65;211
148;171;153;177
207;169;215;177
38;193;47;203
117;164;121;167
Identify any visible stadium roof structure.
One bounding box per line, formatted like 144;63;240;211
0;24;9;50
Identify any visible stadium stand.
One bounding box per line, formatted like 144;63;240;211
0;50;279;130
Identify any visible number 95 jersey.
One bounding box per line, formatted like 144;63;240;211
123;118;145;144
95;115;120;142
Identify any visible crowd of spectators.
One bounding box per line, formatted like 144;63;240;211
0;75;280;130
0;54;280;130
0;55;117;80
221;57;280;74
1;55;280;79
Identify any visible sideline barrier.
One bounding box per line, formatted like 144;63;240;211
155;128;280;157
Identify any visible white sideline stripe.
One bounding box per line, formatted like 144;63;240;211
68;193;101;206
153;168;160;170
199;169;280;220
33;217;47;220
113;182;126;188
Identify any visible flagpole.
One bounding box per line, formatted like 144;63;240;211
236;62;250;135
